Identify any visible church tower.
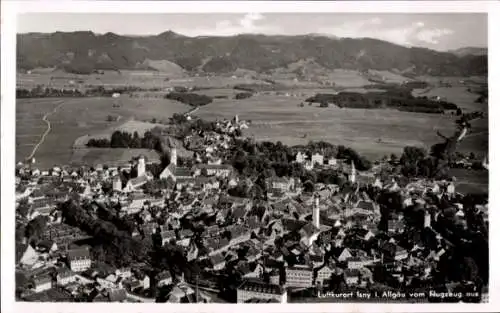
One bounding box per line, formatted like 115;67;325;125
113;176;122;192
424;210;431;228
170;148;177;167
349;160;356;184
313;193;320;229
137;156;146;177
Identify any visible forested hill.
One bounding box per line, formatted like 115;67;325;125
17;31;487;76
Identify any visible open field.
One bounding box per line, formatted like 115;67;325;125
450;168;489;194
16;97;191;169
366;70;409;84
196;94;488;160
17;70;267;90
326;69;373;87
413;86;487;112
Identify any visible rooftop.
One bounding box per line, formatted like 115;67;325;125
238;279;285;295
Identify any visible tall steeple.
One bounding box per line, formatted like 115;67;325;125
170;148;177;166
137;155;146;177
349;160;356;184
313;193;320;229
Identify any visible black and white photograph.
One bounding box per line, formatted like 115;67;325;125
1;1;497;310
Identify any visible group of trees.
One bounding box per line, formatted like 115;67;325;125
165;92;213;106
86;130;164;152
60;200;151;267
16;85;165;99
227;139;371;197
16;87;85;98
305;87;458;114
234;92;253;100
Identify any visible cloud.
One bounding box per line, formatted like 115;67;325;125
318;18;454;47
177;13;281;37
416;28;454;45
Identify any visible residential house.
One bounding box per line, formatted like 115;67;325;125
266;177;296;193
161;230;176;245
311;153;324;165
388;219;405;234
237;279;287;303
33;275;52;293
157;271;173;287
346;256;375;269
337;248;353;262
380;241;409;262
194;164;234;177
295;152;306;164
299;223;321;247
209;253;226;271
123;176;149;192
56;268;76;286
315;264;335;285
344;269;361;286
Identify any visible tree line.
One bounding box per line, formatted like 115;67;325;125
164;92;213;106
86;130;163;152
306;87;458;114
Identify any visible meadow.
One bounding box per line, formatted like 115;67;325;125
16;96;191;169
17;70;266;91
196;93;488;161
414;86;487;112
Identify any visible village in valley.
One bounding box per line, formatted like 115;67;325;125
15;109;489;303
12;11;490;305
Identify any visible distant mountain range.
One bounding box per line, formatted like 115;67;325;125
17;31;487;76
449;47;488;57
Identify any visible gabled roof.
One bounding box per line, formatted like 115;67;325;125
174;167;192;177
300;222;320;238
210;253;225;265
127;175;148;187
108;288;127;302
344;268;361;277
68;247;90;261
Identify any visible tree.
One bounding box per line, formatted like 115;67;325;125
25;215;49;241
303;180;315;193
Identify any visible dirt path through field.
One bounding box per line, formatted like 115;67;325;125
25;100;66;161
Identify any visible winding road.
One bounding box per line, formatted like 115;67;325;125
25;100;66;161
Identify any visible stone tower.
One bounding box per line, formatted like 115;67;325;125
113;176;122;192
137;156;146;177
349;160;356;184
313;193;320;229
170;148;177;167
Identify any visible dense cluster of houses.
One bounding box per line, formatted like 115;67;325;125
15;120;488;303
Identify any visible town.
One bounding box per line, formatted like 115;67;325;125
15;113;489;303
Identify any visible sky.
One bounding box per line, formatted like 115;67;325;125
17;13;488;51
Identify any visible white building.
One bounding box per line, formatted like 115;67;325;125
33;275;52;293
311;153;324;165
68;247;91;272
315;264;335;285
295;152;306;164
56;269;76;286
285;264;313;288
237;279;287;303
